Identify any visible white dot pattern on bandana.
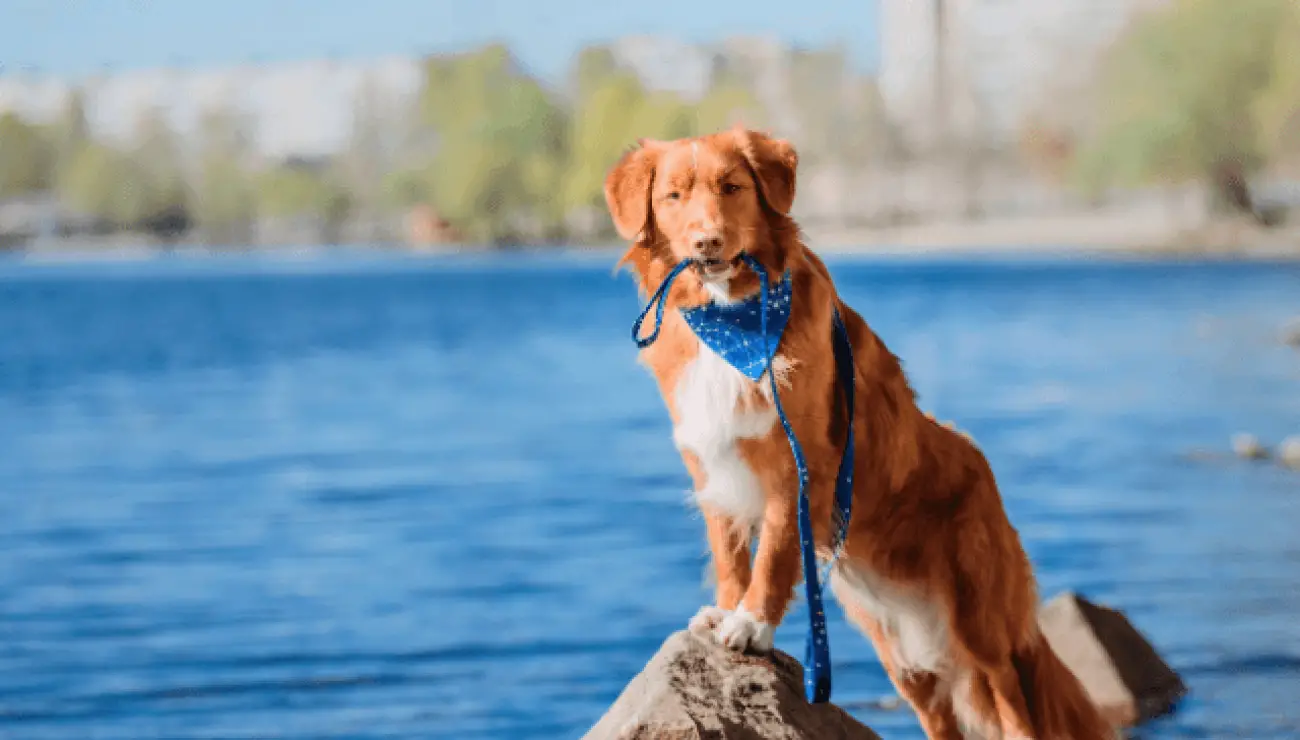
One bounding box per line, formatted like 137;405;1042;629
680;270;793;380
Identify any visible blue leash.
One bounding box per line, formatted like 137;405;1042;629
631;253;856;704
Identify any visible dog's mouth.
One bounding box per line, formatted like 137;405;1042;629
692;255;742;279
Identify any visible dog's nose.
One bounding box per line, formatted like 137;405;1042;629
690;231;724;258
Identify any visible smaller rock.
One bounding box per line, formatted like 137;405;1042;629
1232;433;1270;460
1282;319;1300;348
1039;592;1187;728
1278;436;1300;470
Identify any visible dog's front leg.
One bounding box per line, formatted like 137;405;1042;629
688;507;753;635
704;507;752;610
717;491;799;653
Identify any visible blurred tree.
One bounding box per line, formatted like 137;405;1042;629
195;160;256;244
570;45;621;99
51;88;90;187
418;44;570;244
0;112;54;197
53;104;190;239
785;48;847;169
61;139;170;231
561;66;730;237
562;70;646;227
841;77;896;166
693;80;764;135
59;143;124;219
127;107;190;235
258;163;351;243
343;72;397;241
631;91;695;141
381;167;431;210
257;165;340;218
192;107;256;244
1074;0;1294;217
1254;1;1300;171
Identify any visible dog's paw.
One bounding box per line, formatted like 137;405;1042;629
688;605;729;635
717;607;775;653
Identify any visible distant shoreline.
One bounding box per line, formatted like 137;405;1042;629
7;244;1300;269
5;216;1300;265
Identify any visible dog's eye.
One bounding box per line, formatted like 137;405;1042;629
721;183;742;195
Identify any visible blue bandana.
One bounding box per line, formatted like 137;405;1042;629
631;253;857;705
680;270;793;381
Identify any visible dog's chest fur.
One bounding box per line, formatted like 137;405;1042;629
668;337;789;527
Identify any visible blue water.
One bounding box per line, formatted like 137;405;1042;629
2;250;1299;739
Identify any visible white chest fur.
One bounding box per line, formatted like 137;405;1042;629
829;563;951;675
670;339;779;527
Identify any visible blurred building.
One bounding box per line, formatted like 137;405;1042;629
609;34;818;145
611;36;714;101
879;0;1171;151
0;56;421;160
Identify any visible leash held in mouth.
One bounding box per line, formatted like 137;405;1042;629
630;253;857;704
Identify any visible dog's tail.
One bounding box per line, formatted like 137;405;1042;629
1006;632;1114;740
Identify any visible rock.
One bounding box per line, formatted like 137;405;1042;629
582;630;881;740
1278;436;1300;470
1232;432;1270;460
1283;319;1300;348
1039;592;1187;728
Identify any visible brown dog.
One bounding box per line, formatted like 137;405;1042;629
604;126;1112;740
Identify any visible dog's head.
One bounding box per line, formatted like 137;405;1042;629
603;126;798;289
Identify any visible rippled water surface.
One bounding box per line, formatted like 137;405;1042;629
2;250;1299;739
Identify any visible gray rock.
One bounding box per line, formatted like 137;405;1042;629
1283;319;1300;348
582;630;881;740
1232;433;1270;460
1278;436;1300;470
1039;592;1187;728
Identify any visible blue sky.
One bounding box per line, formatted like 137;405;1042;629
0;0;879;80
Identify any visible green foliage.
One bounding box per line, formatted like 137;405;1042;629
1254;2;1300;167
191;108;256;243
693;82;765;136
193;157;255;243
126;108;188;223
15;41;902;246
1074;0;1296;194
0;112;54;198
570;46;620;99
415;45;571;243
557;62;765;236
52;105;188;233
562;71;649;219
257;166;347;219
343;73;399;226
60;143;129;220
257;165;352;242
381;168;431;209
51;89;90;177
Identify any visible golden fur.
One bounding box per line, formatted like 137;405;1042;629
603;126;1113;740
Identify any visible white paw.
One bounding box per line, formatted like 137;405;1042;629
717;606;775;653
689;605;729;634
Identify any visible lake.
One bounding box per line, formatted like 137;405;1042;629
1;249;1299;739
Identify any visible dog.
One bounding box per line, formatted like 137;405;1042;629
603;126;1113;740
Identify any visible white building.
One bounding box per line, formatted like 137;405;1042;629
878;0;1170;150
0;56;422;160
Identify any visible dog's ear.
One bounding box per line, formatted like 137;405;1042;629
735;128;798;215
604;139;664;242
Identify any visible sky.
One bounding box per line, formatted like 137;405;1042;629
0;0;880;80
